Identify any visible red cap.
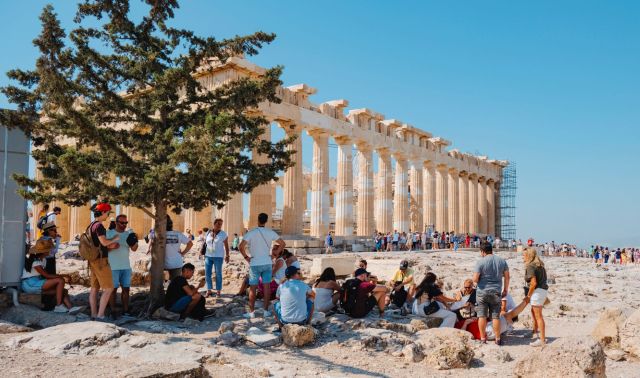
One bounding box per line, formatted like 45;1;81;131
95;203;112;212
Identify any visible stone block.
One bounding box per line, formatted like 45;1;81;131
310;256;356;277
307;248;324;255
351;244;366;252
292;240;308;248
245;326;281;347
307;240;324;248
292;248;307;256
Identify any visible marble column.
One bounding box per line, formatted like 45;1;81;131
249;124;273;228
447;168;459;232
375;149;393;233
393;156;409;232
477;176;488;235
335;136;354;237
121;206;154;237
486;179;496;236
468;174;478;234
310;130;330;238
69;204;92;239
356;144;374;236
458;172;469;234
185;206;214;233
281;126;304;236
409;161;424;232
422;163;436;231
52;202;72;242
218;192;244;237
435;164;448;232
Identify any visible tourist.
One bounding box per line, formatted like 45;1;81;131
634;248;640;265
523;247;549;347
457;294;527;341
204;218;230;298
473;241;510;345
154;216;193;281
604;248;610;264
614;248;622;264
313;267;341;313
453;279;477;320
35;204;49;238
388;260;416;308
392;230;400;251
164;263;207;320
107;214;139;317
39;221;61;274
422;230;429;250
21;239;83;314
257;246;284;299
186;229;194;241
453;234;460;252
88;202;120;320
282;249;300;269
325;231;334;254
343;268;388;318
239;212;286;319
411;272;457;327
273;266;315;326
375;233;383;252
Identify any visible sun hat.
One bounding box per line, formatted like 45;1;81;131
29;239;54;256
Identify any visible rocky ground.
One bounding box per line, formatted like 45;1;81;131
1;243;639;377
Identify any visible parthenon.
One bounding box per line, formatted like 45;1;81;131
37;57;507;242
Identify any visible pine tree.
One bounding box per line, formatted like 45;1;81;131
1;0;294;311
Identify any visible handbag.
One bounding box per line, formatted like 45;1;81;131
200;230;212;256
423;300;440;316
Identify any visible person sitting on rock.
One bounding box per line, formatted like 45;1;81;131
456;293;526;341
354;259;378;282
164;263;207;321
453;279;477;321
273;266;315;327
343;268;388;318
313;267;341;313
412;272;457;328
387;259;416;308
21;239;83;314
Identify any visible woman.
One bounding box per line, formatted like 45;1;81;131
313;267;341;313
523;247;549;346
22;239;82;314
204;218;230;298
411;272;457;328
282;249;300;269
258;246;285;299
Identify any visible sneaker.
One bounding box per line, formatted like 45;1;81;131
53;304;68;313
263;310;273;318
242;311;256;319
68;306;85;315
529;339;544;347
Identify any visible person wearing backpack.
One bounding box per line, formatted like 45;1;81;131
343;268;388;318
325;232;334;254
87;202;120;321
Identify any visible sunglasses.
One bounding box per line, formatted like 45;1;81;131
464;286;472;289
118;221;128;225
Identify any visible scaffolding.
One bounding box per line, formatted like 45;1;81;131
498;162;517;240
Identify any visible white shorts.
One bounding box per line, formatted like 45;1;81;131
530;288;548;306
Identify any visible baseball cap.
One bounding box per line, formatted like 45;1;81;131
400;260;409;270
285;266;300;278
354;268;369;277
94;203;112;213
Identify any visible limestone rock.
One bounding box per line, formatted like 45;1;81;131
218;331;241;346
310;311;326;325
0;304;77;329
282;324;316;347
218;321;235;333
413;328;474;370
620;307;640;357
591;307;626;347
410;318;427;332
183;317;201;327
152;306;180;321
8;321;126;356
513;336;606;378
245;327;281;347
605;349;626;362
0;320;33;333
402;343;424;363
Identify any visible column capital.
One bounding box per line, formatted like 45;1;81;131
459;170;468;177
307;128;328;138
436;163;449;172
376;147;391;157
468;173;478;180
478;176;486;183
486;178;495;185
423;160;434;169
448;167;458;174
334;135;352;145
355;141;372;152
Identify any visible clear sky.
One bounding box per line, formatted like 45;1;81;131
1;1;638;248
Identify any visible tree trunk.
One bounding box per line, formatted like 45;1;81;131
145;201;167;316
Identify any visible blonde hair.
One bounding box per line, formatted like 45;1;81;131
524;248;544;268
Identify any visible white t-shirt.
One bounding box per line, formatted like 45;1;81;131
164;231;191;270
205;230;228;258
243;227;279;267
504;293;516;312
22;259;44;279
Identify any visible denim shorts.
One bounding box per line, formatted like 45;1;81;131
476;289;502;319
169;295;192;313
22;276;46;294
111;268;132;289
249;264;272;286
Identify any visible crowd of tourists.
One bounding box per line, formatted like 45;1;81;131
367;230;501;252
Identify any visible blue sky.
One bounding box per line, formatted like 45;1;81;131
1;1;638;247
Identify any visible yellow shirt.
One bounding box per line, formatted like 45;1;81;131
391;268;414;287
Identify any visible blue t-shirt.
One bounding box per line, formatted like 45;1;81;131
106;229;133;271
474;254;509;293
276;279;312;323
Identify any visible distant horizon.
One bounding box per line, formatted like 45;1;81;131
2;1;638;248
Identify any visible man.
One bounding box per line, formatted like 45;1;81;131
88;202;120;320
239;212;285;319
325;232;334;254
150;216;193;280
107;214;138;317
388;260;415;308
273;266;315;327
345;268;388;318
37;205;60;237
164;263;206;320
231;233;240;251
39;222;61;274
473;241;510;345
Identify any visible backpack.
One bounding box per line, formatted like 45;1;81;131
36;212;52;230
340;278;361;314
79;221;101;262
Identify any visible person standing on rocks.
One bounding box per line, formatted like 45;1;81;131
325;231;334;254
239;212;285;319
107;214;139;318
473;241;510;345
523;247;549;346
204;218;230;298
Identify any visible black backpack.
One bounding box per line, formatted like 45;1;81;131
37;212;52;230
340;278;361;314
